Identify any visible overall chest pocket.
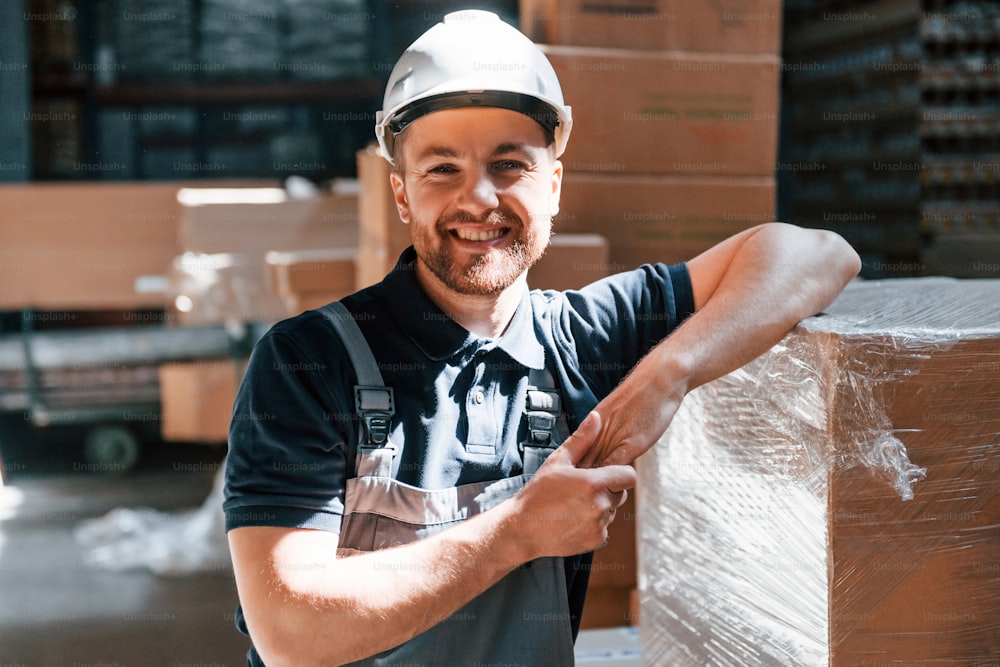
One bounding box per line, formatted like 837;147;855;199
338;474;525;552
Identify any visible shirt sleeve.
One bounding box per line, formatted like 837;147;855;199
549;262;695;399
223;323;354;533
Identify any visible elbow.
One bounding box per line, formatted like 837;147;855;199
251;627;347;667
829;230;862;285
816;228;862;287
243;604;350;667
805;228;861;313
245;615;304;667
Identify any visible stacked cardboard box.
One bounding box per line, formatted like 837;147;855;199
554;174;775;267
528;234;610;291
0;183;180;311
523;6;780;268
521;0;782;54
638;278;1000;664
171;184;359;325
543;47;780;178
162;185;359;442
540;45;781;268
265;248;356;312
356;144;408;289
779;0;1000;277
159;360;244;443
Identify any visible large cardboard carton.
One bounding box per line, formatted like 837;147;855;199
545;46;780;176
173;185;359;324
638;278;1000;665
177;185;358;255
159;359;243;443
555;173;775;267
265;248;356;315
528;234;610;290
357;145;410;289
521;0;782;54
0;183;181;310
167;252;290;326
581;489;639;629
265;248;356;296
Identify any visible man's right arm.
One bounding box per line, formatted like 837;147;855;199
228;412;633;666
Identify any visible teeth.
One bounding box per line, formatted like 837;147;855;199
455;228;506;242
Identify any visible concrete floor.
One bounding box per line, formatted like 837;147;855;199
0;422;250;667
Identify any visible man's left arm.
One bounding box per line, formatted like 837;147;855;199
581;222;861;467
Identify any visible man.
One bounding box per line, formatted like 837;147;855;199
225;10;861;666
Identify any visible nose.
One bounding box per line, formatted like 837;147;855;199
456;167;500;219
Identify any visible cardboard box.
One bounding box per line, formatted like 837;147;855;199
590;488;637;590
357;145;411;289
0;183;181;310
285;291;343;314
638;278;1000;665
265;247;356;315
173;185;359;324
522;0;782;54
545;46;780;176
177;184;359;255
159;360;243;443
528;234;610;290
581;487;639;629
581;586;637;630
265;248;356;296
555;173;775;267
168;252;289;326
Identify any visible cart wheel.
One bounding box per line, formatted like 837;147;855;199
83;425;140;473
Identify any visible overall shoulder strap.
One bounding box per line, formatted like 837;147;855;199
521;366;571;476
318;302;395;476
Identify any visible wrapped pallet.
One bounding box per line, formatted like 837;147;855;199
638;277;1000;665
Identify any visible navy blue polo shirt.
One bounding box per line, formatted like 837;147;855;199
224;246;694;638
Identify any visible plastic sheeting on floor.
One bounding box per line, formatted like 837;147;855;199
73;465;229;576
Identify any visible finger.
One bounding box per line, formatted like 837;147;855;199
576;410;612;469
553;411;602;467
585;463;637;494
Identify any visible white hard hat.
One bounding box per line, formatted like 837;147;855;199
375;10;573;165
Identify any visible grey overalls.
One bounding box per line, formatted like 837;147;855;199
321;302;577;666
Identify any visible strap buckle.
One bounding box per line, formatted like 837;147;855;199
355;385;395;447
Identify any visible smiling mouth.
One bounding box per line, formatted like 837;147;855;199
451;227;509;242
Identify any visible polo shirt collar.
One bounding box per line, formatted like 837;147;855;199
383;247;545;370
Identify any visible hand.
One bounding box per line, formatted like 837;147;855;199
513;412;636;560
578;348;687;469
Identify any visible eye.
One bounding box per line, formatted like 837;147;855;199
491;159;525;173
428;164;458;175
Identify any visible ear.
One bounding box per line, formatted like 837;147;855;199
389;170;410;224
549;159;563;217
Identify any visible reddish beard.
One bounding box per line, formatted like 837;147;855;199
416;209;546;296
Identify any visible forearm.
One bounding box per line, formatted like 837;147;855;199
233;501;525;666
663;223;860;391
588;224;859;466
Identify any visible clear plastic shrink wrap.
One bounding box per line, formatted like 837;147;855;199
638;278;1000;666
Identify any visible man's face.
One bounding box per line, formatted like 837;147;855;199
390;107;562;297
